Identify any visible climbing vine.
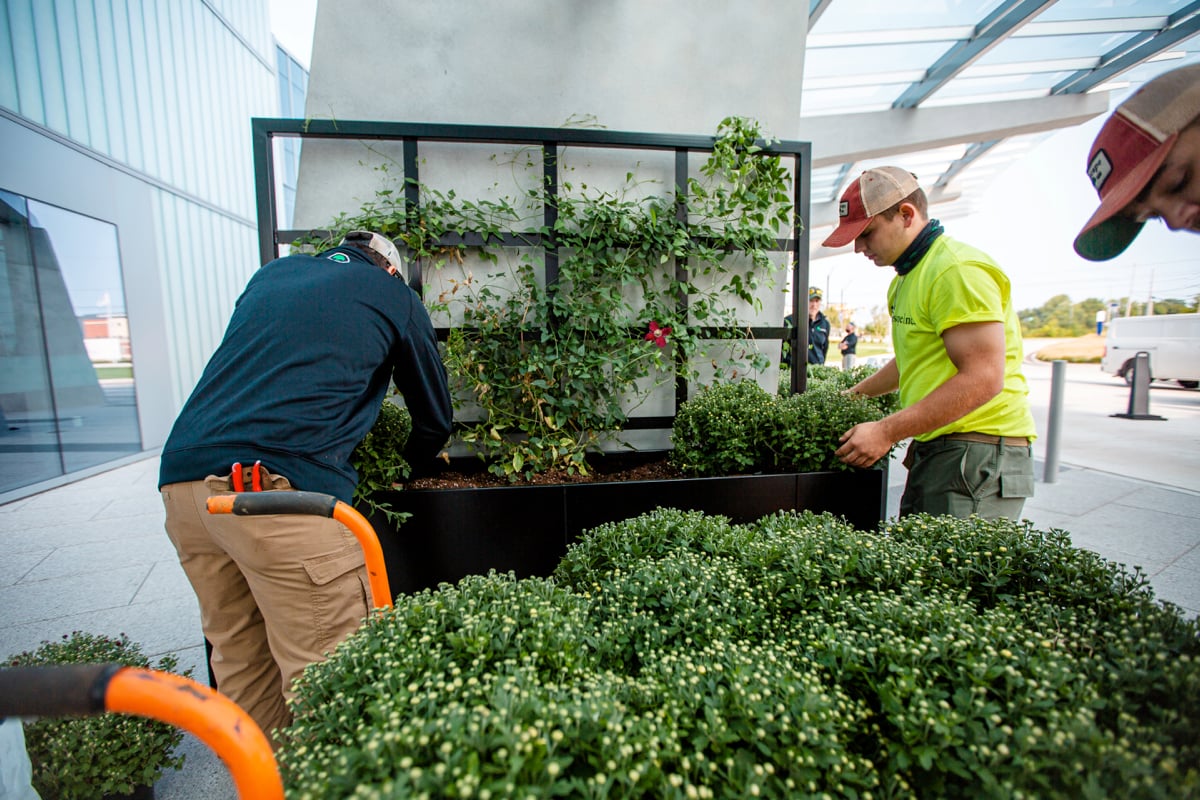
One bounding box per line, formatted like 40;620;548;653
309;117;797;481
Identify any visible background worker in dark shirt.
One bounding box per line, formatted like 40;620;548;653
781;286;833;367
840;321;858;371
807;286;831;365
158;230;452;744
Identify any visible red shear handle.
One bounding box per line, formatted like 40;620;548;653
206;492;392;608
0;665;282;800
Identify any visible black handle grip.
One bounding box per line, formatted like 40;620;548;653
0;664;121;717
228;491;339;518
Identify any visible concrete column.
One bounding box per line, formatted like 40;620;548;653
292;1;809;445
294;0;808;227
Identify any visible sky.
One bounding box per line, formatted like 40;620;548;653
269;0;317;69
268;4;1196;318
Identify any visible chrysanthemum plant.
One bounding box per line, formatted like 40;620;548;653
280;509;1200;798
6;631;190;799
315;117;794;481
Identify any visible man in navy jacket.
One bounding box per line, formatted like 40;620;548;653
159;231;451;743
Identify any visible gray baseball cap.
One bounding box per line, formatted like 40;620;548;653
340;230;406;280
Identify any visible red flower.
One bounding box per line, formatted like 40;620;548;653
645;321;672;348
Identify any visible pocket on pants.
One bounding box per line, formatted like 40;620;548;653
302;547;366;586
302;546;370;651
999;455;1035;499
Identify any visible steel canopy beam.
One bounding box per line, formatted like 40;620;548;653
802;91;1108;169
1052;2;1200;95
935;140;1000;189
892;0;1056;109
808;0;835;29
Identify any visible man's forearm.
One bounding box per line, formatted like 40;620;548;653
837;322;1006;467
881;320;1008;442
875;370;1000;444
851;358;899;397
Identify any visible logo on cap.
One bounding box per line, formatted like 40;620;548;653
838;201;849;218
1087;150;1113;192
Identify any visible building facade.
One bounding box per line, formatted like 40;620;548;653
0;0;292;499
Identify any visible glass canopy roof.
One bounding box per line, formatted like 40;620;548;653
804;0;1200;251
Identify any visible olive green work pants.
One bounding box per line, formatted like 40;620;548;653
900;436;1035;520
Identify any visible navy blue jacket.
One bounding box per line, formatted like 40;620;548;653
808;311;831;365
158;247;452;503
841;331;858;355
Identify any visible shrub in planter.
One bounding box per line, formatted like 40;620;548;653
277;509;1200;798
764;386;889;474
801;364;901;417
350;398;413;525
667;380;778;476
780;364;901;417
670;379;891;477
5;632;190;800
355;374;888;489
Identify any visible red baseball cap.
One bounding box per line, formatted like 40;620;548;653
822;167;921;248
1074;64;1200;261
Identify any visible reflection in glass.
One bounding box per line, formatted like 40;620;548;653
0;190;142;494
0;190;61;490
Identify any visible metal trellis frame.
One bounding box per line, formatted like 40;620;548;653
250;118;814;432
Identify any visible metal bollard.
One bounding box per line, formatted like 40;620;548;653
1043;360;1065;483
1112;351;1166;421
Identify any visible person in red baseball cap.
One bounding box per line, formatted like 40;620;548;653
1074;63;1200;260
823;167;1036;520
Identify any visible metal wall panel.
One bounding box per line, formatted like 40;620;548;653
0;3;16;110
0;0;282;497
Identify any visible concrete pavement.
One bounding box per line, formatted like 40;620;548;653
1;343;1197;797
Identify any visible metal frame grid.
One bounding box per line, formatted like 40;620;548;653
250;118;814;433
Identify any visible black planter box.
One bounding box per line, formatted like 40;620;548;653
367;459;887;597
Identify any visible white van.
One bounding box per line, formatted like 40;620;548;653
1101;312;1200;389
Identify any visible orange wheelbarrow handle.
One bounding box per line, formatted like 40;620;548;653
0;664;282;800
207;491;392;608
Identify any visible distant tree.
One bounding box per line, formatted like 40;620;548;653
1077;297;1105;319
1151;297;1195;315
1019;294;1194;338
824;303;849;333
864;305;890;341
1018;294;1086;337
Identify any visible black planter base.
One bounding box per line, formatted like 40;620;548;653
367;460;887;597
102;784;155;800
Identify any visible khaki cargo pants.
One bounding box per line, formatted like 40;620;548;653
161;468;369;745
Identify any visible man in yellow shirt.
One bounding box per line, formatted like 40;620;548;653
826;167;1036;519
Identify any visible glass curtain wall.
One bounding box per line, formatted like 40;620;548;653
0;188;141;494
275;46;309;229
